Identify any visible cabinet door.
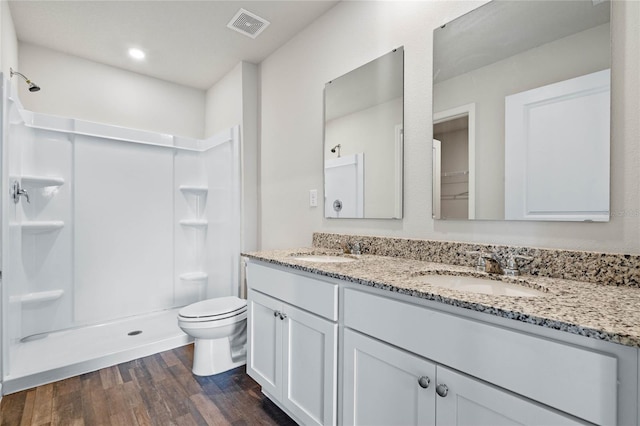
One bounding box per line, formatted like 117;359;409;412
247;289;282;399
343;329;436;426
435;366;585;425
282;303;337;426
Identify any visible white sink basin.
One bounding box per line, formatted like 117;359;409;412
291;255;357;263
416;274;545;297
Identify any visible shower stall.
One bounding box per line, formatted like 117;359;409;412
0;78;242;393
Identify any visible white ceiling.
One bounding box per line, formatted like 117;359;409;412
325;47;403;121
9;0;339;90
433;0;610;84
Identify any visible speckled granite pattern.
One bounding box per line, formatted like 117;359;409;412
312;233;640;287
243;248;640;348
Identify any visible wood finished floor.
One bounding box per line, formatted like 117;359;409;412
0;344;297;426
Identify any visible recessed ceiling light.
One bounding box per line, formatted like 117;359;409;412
128;48;145;60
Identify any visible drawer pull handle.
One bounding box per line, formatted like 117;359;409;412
418;376;430;389
436;384;448;397
279;312;287;320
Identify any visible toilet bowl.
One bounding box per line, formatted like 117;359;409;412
178;296;247;376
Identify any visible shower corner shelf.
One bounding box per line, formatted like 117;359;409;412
21;175;65;187
18;221;65;234
179;272;208;281
179;185;208;196
10;289;64;305
179;219;208;228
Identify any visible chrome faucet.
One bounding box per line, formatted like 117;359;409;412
11;181;30;204
343;241;362;255
466;251;501;274
503;255;534;276
467;250;533;276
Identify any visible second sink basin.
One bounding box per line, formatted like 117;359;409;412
415;274;546;297
291;254;357;263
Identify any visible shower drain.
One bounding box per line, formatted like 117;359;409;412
128;330;143;336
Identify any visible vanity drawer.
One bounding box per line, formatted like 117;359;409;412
344;288;617;425
247;262;338;321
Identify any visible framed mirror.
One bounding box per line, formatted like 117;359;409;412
324;47;404;219
433;1;611;221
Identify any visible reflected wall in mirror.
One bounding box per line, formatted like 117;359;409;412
325;47;404;219
433;1;611;221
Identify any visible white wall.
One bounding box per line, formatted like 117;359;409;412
0;1;18;81
259;0;640;254
18;43;205;139
206;63;243;137
205;61;259;252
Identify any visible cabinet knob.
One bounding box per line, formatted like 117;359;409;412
279;312;287;320
273;310;280;317
417;376;431;389
436;384;449;397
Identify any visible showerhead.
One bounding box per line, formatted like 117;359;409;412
330;144;341;153
10;68;41;92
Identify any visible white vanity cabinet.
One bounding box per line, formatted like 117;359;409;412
343;328;437;425
246;260;636;426
246;262;338;426
343;328;583;425
343;288;618;426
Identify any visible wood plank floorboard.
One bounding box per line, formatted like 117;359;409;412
0;344;297;426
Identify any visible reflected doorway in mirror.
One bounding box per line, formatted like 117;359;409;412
433;103;476;220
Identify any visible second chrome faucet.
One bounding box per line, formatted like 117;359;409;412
467;250;533;276
343;241;362;255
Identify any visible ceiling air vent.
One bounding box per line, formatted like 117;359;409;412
227;8;270;39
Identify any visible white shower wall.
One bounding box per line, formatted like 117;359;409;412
2;81;241;383
174;150;208;306
203;139;241;300
17;127;73;336
74;138;175;323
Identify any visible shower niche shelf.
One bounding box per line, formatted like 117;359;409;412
10;289;64;305
20;175;65;188
179;185;208;196
179;272;208;281
179;219;208;229
18;221;65;234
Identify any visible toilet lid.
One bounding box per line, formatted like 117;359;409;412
179;296;247;319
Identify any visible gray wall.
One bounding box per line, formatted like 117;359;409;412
259;0;640;253
18;42;206;139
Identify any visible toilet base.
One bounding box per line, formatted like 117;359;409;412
192;336;246;376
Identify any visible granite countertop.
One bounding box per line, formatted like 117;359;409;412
243;248;640;348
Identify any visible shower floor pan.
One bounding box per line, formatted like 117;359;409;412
3;308;192;394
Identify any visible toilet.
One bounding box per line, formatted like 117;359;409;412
177;296;247;376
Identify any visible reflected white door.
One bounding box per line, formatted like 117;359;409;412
504;69;610;221
324;153;364;218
